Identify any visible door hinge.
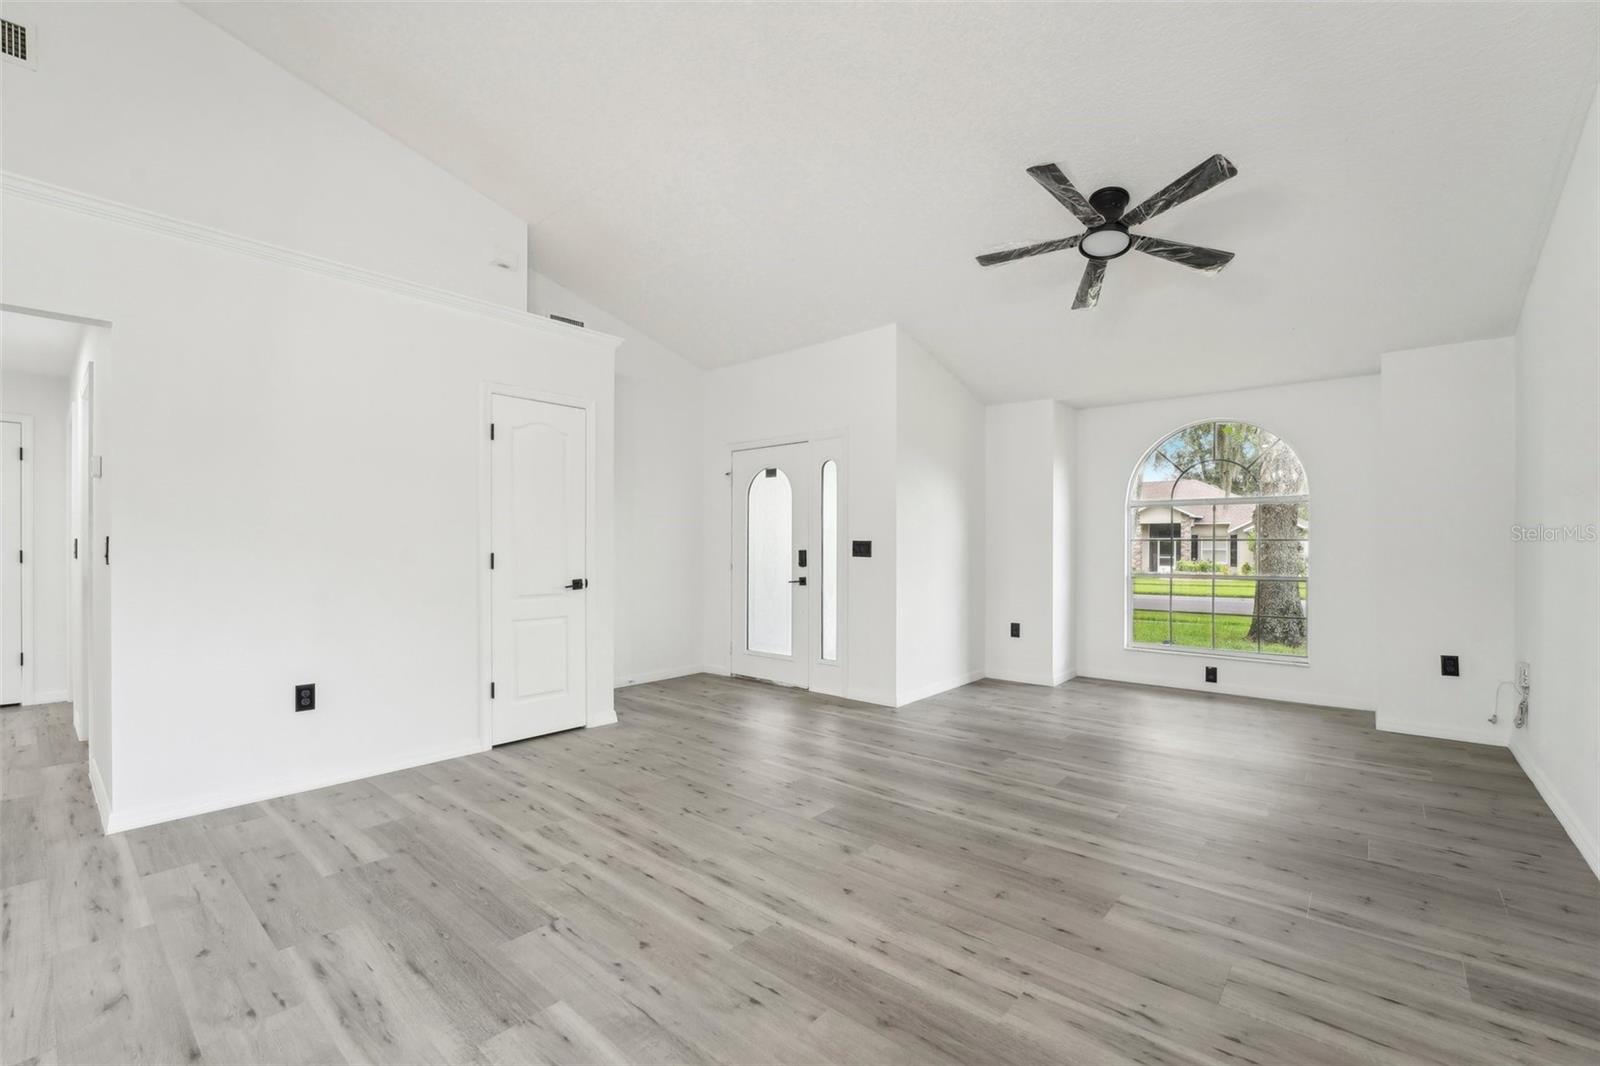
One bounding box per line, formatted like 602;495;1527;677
489;552;495;570
18;652;23;666
104;536;110;565
16;446;22;460
489;422;496;441
490;681;496;699
73;538;78;559
17;549;22;564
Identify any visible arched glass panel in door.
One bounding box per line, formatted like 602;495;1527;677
747;468;793;655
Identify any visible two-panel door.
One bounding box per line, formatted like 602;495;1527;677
490;394;588;744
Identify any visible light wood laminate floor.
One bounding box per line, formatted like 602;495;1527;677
3;675;1598;1065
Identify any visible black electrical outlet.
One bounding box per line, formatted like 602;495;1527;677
1010;622;1021;638
1204;666;1218;683
295;683;315;711
852;540;872;557
1440;655;1459;677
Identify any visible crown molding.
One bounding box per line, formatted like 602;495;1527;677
0;171;620;349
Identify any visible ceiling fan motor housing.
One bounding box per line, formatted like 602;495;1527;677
1080;186;1134;260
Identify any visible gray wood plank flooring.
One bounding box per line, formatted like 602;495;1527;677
2;675;1597;1065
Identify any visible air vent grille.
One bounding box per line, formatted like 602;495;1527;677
2;19;28;64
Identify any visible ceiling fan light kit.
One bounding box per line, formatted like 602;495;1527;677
977;154;1238;309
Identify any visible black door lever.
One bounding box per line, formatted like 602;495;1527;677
566;578;587;590
788;577;807;586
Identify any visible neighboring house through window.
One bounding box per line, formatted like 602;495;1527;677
1127;421;1309;659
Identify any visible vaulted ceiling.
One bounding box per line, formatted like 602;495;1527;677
191;2;1598;404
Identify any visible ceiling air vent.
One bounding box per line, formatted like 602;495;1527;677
2;19;34;68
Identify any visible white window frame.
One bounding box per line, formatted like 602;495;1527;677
1123;419;1310;666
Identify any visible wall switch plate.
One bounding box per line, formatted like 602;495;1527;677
295;683;315;711
1204;666;1218;683
1009;622;1021;638
1440;655;1459;677
1515;661;1531;692
852;540;872;557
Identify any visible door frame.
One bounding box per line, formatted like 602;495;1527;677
1;413;34;706
477;381;598;749
725;431;849;697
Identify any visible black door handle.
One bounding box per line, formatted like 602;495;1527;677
788;577;807;586
566;578;587;590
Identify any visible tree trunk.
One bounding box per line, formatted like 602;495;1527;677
1246;441;1307;648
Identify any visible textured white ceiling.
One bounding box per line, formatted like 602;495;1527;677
1;310;85;378
191;2;1598;404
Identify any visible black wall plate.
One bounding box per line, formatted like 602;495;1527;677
1441;655;1459;677
1204;666;1218;683
852;540;872;558
295;683;316;711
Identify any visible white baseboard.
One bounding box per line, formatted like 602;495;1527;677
1511;741;1600;882
983;669;1076;688
895;670;985;707
104;738;487;834
702;664;732;677
983;669;1056;687
1073;669;1376;713
616;665;702;687
31;688;70;705
87;754;110;833
1376;717;1509;747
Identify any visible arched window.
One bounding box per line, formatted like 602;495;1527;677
1128;421;1309;659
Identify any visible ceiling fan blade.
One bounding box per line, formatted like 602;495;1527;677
975;235;1082;266
1026;164;1105;226
1132;235;1235;274
1072;259;1107;310
1120;154;1237;228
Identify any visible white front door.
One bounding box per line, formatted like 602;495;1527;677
1;420;21;704
490;394;588;744
731;442;810;687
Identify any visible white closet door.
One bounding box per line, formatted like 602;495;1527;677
490;395;587;744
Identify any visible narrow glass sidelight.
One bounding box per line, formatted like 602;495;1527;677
747;468;793;655
820;460;838;662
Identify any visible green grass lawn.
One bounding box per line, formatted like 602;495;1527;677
1132;609;1306;657
1132;576;1307;598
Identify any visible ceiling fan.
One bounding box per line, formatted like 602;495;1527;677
976;154;1238;309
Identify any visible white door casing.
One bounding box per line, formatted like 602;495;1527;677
490;393;588;744
1;419;24;704
730;442;810;688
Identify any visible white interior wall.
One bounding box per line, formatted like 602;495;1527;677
701;325;900;706
1511;89;1599;876
0;369;71;703
3;196;616;831
1377;339;1516;745
984;400;1057;685
894;329;984;705
1074;376;1381;710
0;1;528;308
529;272;706;686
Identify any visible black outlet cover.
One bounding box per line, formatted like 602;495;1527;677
1204;666;1218;683
852;540;872;558
295;683;315;711
1440;655;1459;677
1010;622;1021;638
